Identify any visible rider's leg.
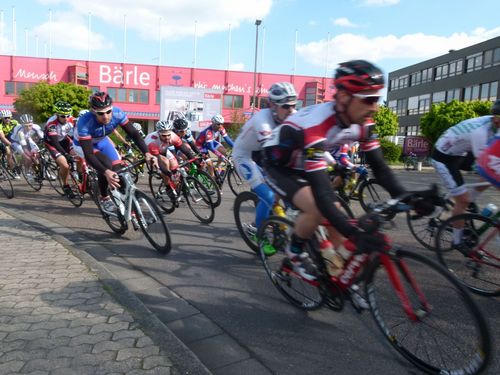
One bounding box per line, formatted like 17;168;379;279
55;154;70;185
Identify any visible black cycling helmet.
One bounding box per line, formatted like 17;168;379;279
173;118;189;131
90;91;112;109
492;99;500;115
334;59;385;93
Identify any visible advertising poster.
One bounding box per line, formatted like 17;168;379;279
160;86;223;132
403;136;431;156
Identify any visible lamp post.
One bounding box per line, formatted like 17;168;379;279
252;19;262;114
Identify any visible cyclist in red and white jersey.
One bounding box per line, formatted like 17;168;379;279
44;100;76;196
262;60;406;281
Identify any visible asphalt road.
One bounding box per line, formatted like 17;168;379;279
2;169;499;375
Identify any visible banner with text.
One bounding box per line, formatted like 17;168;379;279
160;86;223;132
403;136;431;156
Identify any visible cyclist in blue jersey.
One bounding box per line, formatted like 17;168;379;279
73;91;156;212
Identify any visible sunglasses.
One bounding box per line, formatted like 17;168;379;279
58;114;70;118
280;104;296;110
351;93;381;105
159;133;171;137
95;109;112;116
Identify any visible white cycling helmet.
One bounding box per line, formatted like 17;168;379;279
19;114;34;125
0;109;13;118
156;120;173;132
268;82;297;105
211;114;224;125
132;122;143;131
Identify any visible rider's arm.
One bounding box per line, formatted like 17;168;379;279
79;138;108;174
121;122;149;154
186;139;201;154
47;134;67;155
219;126;234;148
176;139;196;160
0;131;11;147
113;128;129;146
205;139;224;158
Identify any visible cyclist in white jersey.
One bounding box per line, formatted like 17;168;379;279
10;114;44;181
233;82;297;255
431;99;500;247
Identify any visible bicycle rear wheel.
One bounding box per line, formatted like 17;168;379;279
20;164;43;191
436;213;500;297
227;167;250;196
0;166;14;198
358;179;394;219
133;190;171;255
365;248;491;374
258;216;323;310
148;172;176;214
233;191;259;253
183;176;215;224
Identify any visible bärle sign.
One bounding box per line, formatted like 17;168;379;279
403;136;431;156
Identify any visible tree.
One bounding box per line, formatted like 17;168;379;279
420;100;493;144
373;105;398;138
14;82;92;124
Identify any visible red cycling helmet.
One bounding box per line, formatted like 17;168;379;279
334;60;385;93
90;91;113;109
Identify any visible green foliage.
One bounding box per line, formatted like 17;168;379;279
226;109;247;139
14;82;92;124
379;138;402;162
373;105;398;138
420;100;493;144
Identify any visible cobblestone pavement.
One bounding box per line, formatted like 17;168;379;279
0;210;177;375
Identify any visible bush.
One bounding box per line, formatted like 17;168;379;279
379;139;402;163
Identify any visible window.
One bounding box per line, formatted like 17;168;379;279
388;100;397;113
494;48;500;66
156;90;161;104
250;96;268;109
408;96;419;115
490;81;498;100
448;59;463;77
389;78;398;91
223;94;243;109
432;91;446;104
88;86;100;94
435;64;448;80
396;99;407;116
398;75;409;89
446;88;461;102
421;68;432;83
483;50;493;69
466;52;482;73
417;94;431;114
107;88;149;104
480;81;498;101
410;71;421;86
464;84;481;101
4;81;36;96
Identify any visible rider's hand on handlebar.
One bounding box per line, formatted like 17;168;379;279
145;152;158;169
350;230;390;254
104;169;121;190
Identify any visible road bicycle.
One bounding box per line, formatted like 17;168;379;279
257;191;491;374
406;181;490;250
187;158;221;207
19;147;59;192
59;155;99;207
435;211;499;296
97;159;171;254
117;143;144;183
149;157;215;224
403;152;419;171
212;154;249;196
234;190;353;254
0;162;14;198
0;145;21;180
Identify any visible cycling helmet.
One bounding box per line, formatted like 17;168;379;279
132;122;142;131
268;82;297;105
211;114;224;125
491;99;500;115
54;100;72;115
78;109;90;117
156;120;173;132
173;118;189;131
19;114;34;125
0;109;12;118
90;91;112;109
334;59;385;93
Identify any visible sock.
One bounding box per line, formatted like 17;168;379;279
453;228;463;245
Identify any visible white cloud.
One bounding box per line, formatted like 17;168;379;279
308;20;317;26
36;0;272;41
0;20;14;54
229;62;245;71
359;0;400;6
333;18;357;28
297;27;500;72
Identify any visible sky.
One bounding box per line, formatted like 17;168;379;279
1;0;499;81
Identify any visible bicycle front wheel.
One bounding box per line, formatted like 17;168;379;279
365;248;491;374
96;189;128;234
183;176;215;224
227;167;250;196
148;172;176;214
194;170;221;207
133;190;171;255
0;166;14;198
233;191;259;253
258;216;323;310
21;164;43;191
44;159;65;196
436;213;500;297
358;179;394;219
65;172;84;207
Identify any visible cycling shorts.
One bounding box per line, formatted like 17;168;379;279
431;148;468;196
44;138;73;159
476;137;500;188
72;137;120;164
234;157;265;190
264;166;309;203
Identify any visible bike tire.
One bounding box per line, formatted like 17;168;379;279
258;215;324;310
65;172;84;207
96;189;128;234
183;176;215;224
148;172;176;214
45;160;66;196
133;190;172;255
436;213;500;297
20;163;43;191
123;155;139;183
0;166;14;198
365;248;491;374
358;178;394;220
194;170;221;207
233;191;260;253
227;167;250;197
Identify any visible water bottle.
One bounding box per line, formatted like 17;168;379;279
179;167;188;178
72;170;80;182
481;203;498;218
319;239;344;277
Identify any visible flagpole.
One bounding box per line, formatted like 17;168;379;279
12;6;16;56
48;9;52;58
292;29;298;75
87;12;91;61
0;10;4;53
158;17;162;66
123;14;127;63
227;23;231;70
324;32;330;77
24;28;28;55
192;20;197;68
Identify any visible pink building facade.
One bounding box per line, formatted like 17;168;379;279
0;55;334;131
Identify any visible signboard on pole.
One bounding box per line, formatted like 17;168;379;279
403;136;431;156
160;86;223;132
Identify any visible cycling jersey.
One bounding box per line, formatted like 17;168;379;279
0;119;16;136
476;135;500;188
145;131;195;161
10;123;44;155
332;144;355;168
74;108;128;146
44;115;75;142
195;125;234;156
434;116;498;157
